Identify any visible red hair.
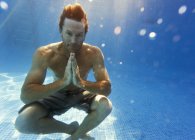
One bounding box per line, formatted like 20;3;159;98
59;3;88;33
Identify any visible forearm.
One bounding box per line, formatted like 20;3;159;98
80;79;111;96
21;79;65;104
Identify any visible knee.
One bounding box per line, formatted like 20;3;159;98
14;114;35;134
93;95;112;116
99;97;112;115
14;105;46;134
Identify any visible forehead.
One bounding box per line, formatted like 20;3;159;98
63;18;85;32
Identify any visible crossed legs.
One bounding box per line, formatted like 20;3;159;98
14;94;112;139
15;103;78;134
68;95;112;140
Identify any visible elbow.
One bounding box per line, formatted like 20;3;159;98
101;80;112;97
20;87;31;104
106;84;111;96
20;92;29;104
104;88;111;97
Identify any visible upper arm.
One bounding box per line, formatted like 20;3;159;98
92;47;110;82
22;48;47;90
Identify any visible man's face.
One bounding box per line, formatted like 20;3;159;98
61;18;85;53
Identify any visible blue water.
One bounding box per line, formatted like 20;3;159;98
0;0;195;139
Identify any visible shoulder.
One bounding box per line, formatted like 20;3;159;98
34;42;61;59
83;43;103;58
33;42;61;66
82;43;105;66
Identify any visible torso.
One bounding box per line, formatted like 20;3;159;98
44;42;95;91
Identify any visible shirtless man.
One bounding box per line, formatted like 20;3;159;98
14;3;112;140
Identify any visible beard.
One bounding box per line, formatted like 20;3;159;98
64;42;83;54
61;35;84;54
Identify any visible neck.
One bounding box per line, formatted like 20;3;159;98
59;42;82;57
58;42;70;58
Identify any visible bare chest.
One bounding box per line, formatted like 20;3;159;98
48;54;92;80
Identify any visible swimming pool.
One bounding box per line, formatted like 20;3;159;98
0;0;195;139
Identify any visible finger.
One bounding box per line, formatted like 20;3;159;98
67;57;72;69
72;62;76;78
71;56;76;68
72;59;76;73
70;52;75;57
73;57;77;65
70;53;75;61
64;54;72;73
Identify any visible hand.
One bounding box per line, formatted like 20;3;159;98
71;53;83;88
62;53;73;86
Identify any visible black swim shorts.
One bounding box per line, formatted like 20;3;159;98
18;89;97;117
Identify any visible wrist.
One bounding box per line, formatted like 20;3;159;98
78;79;85;88
59;78;68;88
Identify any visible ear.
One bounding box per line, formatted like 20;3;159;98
83;33;86;41
60;30;64;38
60;25;64;34
60;33;63;41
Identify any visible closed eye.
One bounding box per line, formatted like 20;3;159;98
76;34;83;37
66;31;72;36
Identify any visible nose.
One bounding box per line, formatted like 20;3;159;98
70;36;76;44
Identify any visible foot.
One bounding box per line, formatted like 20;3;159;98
65;133;94;140
68;121;79;134
65;136;77;140
80;133;95;140
65;136;73;140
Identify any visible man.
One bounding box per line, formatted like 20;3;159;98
14;3;112;140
